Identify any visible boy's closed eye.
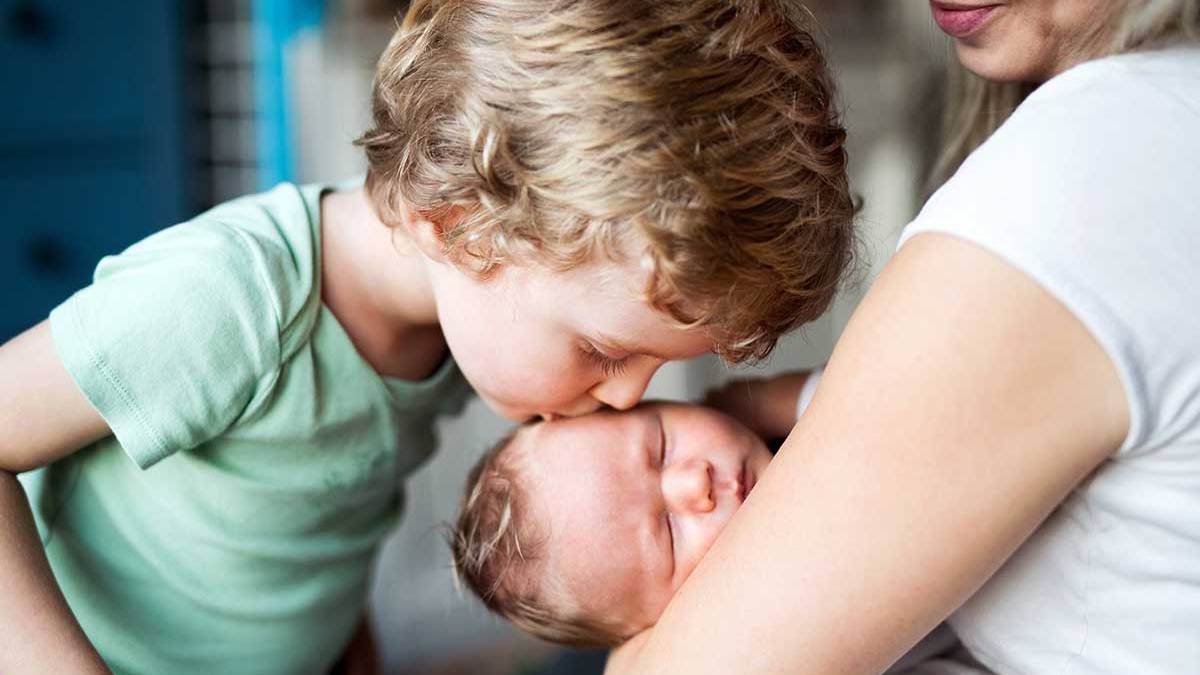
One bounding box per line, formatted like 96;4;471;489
580;340;631;376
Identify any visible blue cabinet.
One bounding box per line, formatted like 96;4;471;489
0;0;189;341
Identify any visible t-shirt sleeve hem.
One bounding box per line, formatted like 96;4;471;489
49;301;174;469
796;367;824;419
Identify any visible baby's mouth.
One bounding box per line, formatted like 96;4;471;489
737;463;754;503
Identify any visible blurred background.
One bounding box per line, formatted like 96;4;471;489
0;1;950;672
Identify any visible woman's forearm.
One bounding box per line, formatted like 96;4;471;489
607;235;1127;674
0;472;109;674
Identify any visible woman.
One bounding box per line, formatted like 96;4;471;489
608;1;1199;673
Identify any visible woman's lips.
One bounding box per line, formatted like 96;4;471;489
930;2;1000;38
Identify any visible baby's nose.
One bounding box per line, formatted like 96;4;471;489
663;458;715;514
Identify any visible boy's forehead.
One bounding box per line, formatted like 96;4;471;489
595;264;713;352
579;292;714;359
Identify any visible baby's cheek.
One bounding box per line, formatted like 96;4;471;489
678;518;732;585
641;580;678;630
673;545;706;590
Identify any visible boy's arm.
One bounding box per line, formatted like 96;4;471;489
1;322;113;673
705;370;820;439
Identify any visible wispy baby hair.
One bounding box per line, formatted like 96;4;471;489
451;428;629;648
358;0;857;362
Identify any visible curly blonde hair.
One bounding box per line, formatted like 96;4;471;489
357;0;856;362
450;428;630;648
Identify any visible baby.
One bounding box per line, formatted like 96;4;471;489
454;401;786;640
452;368;958;669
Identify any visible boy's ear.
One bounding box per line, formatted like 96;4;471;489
400;205;465;264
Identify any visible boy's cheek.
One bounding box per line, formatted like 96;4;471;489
473;391;533;423
456;356;590;421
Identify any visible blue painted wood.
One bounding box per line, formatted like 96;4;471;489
0;0;189;341
252;0;325;190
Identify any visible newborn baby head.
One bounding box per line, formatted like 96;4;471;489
452;402;772;647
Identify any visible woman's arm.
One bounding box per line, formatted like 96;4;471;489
0;322;113;673
607;233;1128;674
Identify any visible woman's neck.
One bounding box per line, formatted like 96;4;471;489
320;188;447;381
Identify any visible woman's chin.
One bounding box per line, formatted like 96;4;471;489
954;39;1059;84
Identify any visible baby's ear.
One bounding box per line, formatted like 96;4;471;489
401;205;466;264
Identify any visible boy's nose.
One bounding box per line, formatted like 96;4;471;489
663;458;715;514
588;356;663;411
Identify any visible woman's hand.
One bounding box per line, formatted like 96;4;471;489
704;371;812;439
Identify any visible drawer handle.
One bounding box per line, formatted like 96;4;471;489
6;2;56;45
26;233;69;275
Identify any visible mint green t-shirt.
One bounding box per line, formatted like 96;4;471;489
24;183;471;675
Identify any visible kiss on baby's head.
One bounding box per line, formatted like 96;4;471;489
452;403;773;647
358;0;854;383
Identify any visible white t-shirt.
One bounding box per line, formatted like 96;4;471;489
899;46;1200;675
796;366;823;419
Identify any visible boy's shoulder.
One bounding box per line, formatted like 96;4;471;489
204;182;320;244
155;182;328;358
198;182;321;289
49;182;335;467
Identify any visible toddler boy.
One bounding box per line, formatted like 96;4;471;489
0;1;855;672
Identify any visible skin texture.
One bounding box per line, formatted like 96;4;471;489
323;189;714;423
705;372;812;440
0;323;111;674
515;403;773;633
935;0;1112;81
605;234;1128;674
605;4;1131;671
0;186;710;672
419;236;713;422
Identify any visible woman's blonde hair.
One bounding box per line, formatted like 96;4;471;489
932;0;1200;187
357;0;857;363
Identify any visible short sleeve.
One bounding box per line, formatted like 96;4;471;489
50;220;284;468
796;367;823;419
900;48;1200;456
